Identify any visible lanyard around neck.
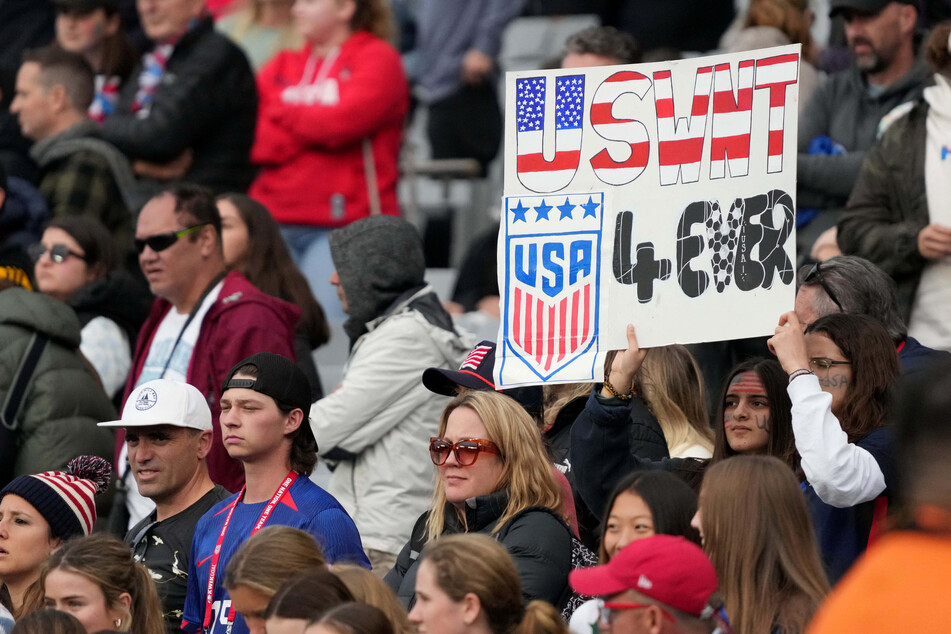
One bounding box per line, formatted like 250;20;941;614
160;272;226;379
202;470;299;630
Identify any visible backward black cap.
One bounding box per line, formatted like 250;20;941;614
223;352;313;415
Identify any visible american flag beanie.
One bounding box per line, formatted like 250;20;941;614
0;456;111;539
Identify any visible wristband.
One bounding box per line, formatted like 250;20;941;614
788;368;815;383
603;377;633;401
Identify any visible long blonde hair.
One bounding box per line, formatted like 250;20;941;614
421;534;567;634
223;526;326;596
425;391;565;542
542;383;591;431
224;0;302;62
331;565;413;634
40;534;165;634
700;456;829;634
636;346;713;456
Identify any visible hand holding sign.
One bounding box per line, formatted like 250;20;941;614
767;311;810;375
603;324;648;397
495;45;800;388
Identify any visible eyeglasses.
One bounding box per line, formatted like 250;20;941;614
598;601;675;626
808;358;852;372
803;261;844;312
28;243;87;264
134;224;207;254
429;437;501;466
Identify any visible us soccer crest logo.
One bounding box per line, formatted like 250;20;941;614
499;192;604;384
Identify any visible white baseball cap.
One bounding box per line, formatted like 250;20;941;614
98;379;212;431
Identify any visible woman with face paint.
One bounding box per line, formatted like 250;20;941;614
569;324;798;516
768;311;899;582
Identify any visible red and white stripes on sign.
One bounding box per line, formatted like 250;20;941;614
33;472;97;535
754;53;799;173
654;66;714;185
710;60;754;179
517;128;583;192
589;71;652;186
460;345;491;371
511;285;592;373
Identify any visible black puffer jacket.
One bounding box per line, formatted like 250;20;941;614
101;16;257;194
0;288;117;490
570;391;707;517
384;489;572;609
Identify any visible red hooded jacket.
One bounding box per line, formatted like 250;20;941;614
249;32;408;227
120;271;300;492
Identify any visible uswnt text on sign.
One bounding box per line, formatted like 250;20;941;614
495;45;799;387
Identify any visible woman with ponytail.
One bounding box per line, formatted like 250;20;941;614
41;533;164;634
408;534;568;634
0;456;111;622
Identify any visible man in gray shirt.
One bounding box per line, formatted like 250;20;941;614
797;0;928;259
416;0;526;173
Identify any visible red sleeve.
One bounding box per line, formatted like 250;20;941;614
251;53;306;165
267;39;409;150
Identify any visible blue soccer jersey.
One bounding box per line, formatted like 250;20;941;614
182;475;369;633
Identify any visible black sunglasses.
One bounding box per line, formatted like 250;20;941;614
28;243;87;264
803;261;843;312
134;224;208;254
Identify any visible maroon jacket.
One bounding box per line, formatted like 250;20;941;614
119;270;300;491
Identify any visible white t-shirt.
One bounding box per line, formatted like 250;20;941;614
909;75;951;352
80;316;131;399
122;283;223;528
569;598;601;634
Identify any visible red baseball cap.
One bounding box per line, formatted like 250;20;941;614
570;535;718;618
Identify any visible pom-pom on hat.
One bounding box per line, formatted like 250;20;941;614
0;456;112;539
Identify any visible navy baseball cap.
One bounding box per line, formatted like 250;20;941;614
829;0;916;17
223;352;313;416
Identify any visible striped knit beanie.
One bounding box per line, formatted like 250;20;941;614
0;456;111;539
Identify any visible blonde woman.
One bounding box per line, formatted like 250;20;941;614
692;456;829;634
385;391;572;609
636;345;714;458
408;534;567;634
596;344;714;460
41;534;164;634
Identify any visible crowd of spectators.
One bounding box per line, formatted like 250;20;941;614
1;1;951;634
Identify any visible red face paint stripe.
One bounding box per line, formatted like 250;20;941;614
728;386;767;394
729;374;766;395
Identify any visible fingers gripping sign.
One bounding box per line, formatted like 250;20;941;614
603;324;648;397
767;311;810;374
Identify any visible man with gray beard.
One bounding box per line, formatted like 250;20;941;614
796;0;928;259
